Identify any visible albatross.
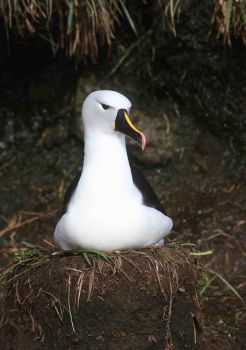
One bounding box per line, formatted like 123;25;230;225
54;90;172;251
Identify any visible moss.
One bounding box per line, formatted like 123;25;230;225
13;248;48;262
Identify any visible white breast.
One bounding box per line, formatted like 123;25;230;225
54;128;172;251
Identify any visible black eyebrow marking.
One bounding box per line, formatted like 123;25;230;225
100;103;110;110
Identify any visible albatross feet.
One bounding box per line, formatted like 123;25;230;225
151;238;165;247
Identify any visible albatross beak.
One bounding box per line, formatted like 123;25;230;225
114;109;146;150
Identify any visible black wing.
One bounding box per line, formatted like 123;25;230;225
60;170;82;217
130;163;166;215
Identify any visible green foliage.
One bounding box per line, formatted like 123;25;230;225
71;248;114;266
198;269;243;303
14;248;47;262
207;268;244;302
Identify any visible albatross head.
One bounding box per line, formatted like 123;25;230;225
82;90;146;150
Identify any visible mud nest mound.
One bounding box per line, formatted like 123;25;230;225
0;246;205;349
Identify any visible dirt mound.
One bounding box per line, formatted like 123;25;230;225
0;247;205;349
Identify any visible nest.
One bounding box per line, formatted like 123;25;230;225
0;246;205;349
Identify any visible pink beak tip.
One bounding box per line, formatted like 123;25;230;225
141;133;147;150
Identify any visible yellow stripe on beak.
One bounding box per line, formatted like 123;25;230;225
124;112;145;141
114;109;146;150
124;112;141;135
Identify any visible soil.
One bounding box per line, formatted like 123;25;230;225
0;59;245;349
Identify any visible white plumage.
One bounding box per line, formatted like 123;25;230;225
54;90;172;251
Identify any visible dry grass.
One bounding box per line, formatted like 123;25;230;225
0;0;135;62
212;0;246;45
0;210;57;238
0;1;245;63
160;0;246;44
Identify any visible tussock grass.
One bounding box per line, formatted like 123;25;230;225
0;0;135;61
0;1;245;63
212;0;246;45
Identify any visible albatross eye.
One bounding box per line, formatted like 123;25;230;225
101;103;110;110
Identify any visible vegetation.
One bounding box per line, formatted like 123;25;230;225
213;0;246;45
1;1;245;153
0;1;245;62
0;0;136;61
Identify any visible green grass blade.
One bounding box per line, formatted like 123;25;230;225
200;276;216;295
208;267;244;303
190;250;213;256
83;252;92;266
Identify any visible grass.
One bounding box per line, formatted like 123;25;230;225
206;267;244;303
164;0;182;36
67;274;77;335
213;0;246;45
0;0;135;62
197;265;244;303
173;246;244;303
0;1;245;62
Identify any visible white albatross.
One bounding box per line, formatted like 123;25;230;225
54;90;173;251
